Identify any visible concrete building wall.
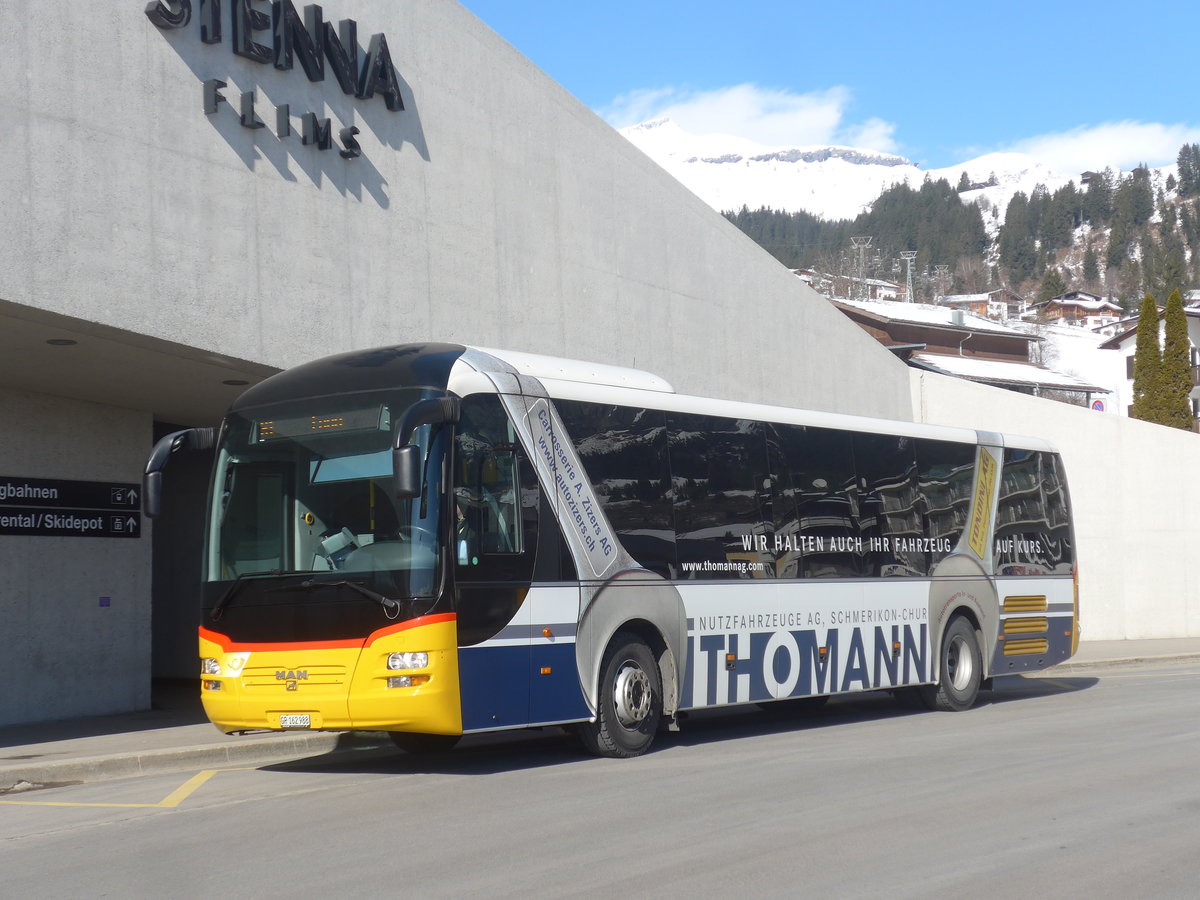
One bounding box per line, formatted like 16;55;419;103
0;0;910;420
0;1;918;724
914;371;1200;641
5;0;1195;726
0;387;153;723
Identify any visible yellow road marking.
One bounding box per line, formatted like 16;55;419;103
0;767;252;808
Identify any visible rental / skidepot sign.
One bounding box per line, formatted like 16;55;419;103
0;476;141;538
145;0;404;159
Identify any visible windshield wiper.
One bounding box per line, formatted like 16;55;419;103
210;569;310;622
267;578;402;617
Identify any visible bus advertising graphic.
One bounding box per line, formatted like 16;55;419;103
145;343;1077;757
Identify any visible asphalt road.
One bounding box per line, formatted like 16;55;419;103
3;659;1197;899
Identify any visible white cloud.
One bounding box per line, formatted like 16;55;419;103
599;83;900;152
1007;121;1200;174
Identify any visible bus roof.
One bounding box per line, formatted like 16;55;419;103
470;346;675;394
232;343;1058;455
460;347;1057;452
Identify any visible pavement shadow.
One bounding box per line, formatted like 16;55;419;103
261;675;1102;775
261;693;931;776
262;728;591;777
987;672;1100;703
0;679;207;750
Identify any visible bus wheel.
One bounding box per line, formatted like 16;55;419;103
579;632;662;758
388;732;461;755
920;616;982;712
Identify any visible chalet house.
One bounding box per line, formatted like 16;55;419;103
1098;307;1200;428
942;288;1027;322
833;298;1108;403
1028;291;1123;330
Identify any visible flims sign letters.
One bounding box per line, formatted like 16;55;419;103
145;0;404;161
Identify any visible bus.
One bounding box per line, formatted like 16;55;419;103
144;342;1079;758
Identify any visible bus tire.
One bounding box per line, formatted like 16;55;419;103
920;616;982;712
388;732;461;755
579;632;662;758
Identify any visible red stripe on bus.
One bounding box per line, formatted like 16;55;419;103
365;612;457;646
199;613;458;653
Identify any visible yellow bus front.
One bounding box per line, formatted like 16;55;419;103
198;614;462;736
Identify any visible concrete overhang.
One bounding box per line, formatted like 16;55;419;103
0;299;278;425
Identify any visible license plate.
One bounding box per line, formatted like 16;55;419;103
279;714;311;729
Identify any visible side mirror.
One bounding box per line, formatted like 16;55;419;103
392;396;461;499
394;397;461;447
143;427;217;518
393;445;421;498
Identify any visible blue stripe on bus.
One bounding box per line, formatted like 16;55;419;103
458;642;589;732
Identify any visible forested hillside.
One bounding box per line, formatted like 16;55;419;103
726;143;1200;309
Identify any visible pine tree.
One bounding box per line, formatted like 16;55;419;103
957;171;970;192
1177;143;1200;198
1042;183;1077;250
1160;289;1194;429
1037;267;1067;303
1131;293;1162;422
1082;242;1100;289
1119;262;1143;311
999;192;1037;284
1159;231;1188;302
1140;233;1160;299
1129;167;1154;226
1181;205;1199;252
1082;168;1114;224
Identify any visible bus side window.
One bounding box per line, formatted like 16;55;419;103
855;433;925;577
914;438;976;568
668;412;773;580
554;399;674;578
459;447;522;556
769;424;860;578
454;395;537;568
995;449;1073;575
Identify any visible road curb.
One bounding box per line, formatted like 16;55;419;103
1048;652;1200;673
0;731;348;794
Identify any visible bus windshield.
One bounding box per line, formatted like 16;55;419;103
205;390;450;615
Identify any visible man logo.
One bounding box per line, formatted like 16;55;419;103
276;670;307;691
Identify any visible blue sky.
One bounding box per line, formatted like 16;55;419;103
461;0;1200;173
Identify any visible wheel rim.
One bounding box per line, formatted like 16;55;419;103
946;633;974;692
613;660;652;728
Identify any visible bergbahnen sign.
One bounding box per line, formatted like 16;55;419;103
0;476;141;538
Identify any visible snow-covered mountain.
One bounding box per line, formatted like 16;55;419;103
621;118;1076;222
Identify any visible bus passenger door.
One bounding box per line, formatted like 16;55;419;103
456;586;531;731
452;394;538;731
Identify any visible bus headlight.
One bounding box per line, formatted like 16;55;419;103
388;652;429;670
201;657;221;676
387;675;431;689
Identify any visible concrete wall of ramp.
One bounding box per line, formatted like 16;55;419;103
0;387;153;723
0;0;914;724
913;371;1200;641
0;0;909;421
